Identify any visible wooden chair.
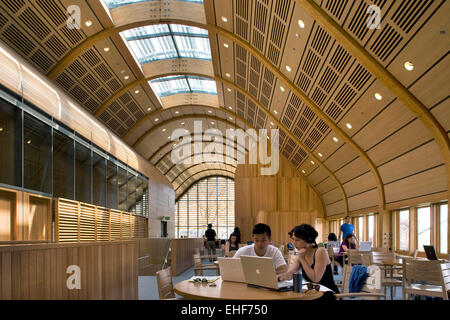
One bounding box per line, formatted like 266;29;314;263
335;264;385;300
156;267;179;300
371;251;402;299
193;253;219;276
371;247;389;253
347;250;371;266
402;260;449;300
327;246;339;273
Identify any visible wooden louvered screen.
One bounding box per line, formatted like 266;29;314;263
55;198;148;242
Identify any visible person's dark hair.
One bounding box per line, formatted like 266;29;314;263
207;223;212;229
343;233;354;245
252;223;271;238
289;224;319;248
233;227;241;243
328;233;337;242
345;216;350;220
228;232;238;244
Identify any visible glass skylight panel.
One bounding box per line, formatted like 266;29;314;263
188;77;217;95
104;0;203;10
170;24;209;37
173;36;211;60
150;76;190;97
122;25;170;40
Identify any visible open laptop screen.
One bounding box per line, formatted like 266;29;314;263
423;245;438;260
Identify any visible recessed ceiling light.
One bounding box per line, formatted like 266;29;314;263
175;111;179;114
154;118;159;122
162;129;166;132
333;137;338;142
221;16;228;22
224;43;229;48
311;160;315;165
104;47;110;52
181;122;185;125
226;73;231;77
85;20;92;27
274;110;278;115
124;75;129;80
228;106;233;110
208;110;212;113
374;93;382;100
168;136;171;139
302;170;306;174
0;127;3;132
211;122;215;125
286;65;292;72
27;140;31;144
147;108;151;111
227;88;231;92
229;117;233;120
135;90;140;94
346;123;352;129
318;152;323;157
404;61;414;71
270;122;274;126
298;20;305;28
280;86;285;92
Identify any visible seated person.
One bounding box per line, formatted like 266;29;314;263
225;232;239;256
233;223;287;274
278;224;339;294
335;234;359;267
327;232;339;274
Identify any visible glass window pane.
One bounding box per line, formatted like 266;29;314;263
93;153;106;207
75;142;92;203
0;98;21;187
106;160;118;209
105;0;204;10
24;113;52;194
440;204;448;254
53;131;74;199
173;36;211;60
127;172;137;212
368;215;374;244
358;217;363;240
399;210;409;251
118;166;127;211
187;76;217;95
417;207;431;251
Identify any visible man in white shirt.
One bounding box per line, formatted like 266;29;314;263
233;223;287;274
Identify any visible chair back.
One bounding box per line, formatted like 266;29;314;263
371;251;395;265
403;259;443;286
341;264;382;299
371;247;389;253
193;253;204;276
156;267;175;299
441;263;450;295
348;250;371;265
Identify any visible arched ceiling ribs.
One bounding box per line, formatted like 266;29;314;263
150;131;249;164
297;0;450;203
175;169;236;193
170;162;237;184
163;151;238;176
175;174;235;201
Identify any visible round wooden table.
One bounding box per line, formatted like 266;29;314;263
174;278;324;300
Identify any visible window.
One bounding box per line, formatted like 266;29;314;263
175;176;234;239
358;217;363;241
440;204;448;254
417;207;431;251
150;76;217;98
104;0;203;10
118;166;128;211
53;131;74;199
75;142;92;203
106;160;118;209
399;210;409;251
368;215;374;244
93;152;106;207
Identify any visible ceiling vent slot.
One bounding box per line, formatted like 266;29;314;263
134;109;144;119
263;68;274;85
249;84;258;98
246;114;254;125
107;118;120;130
309;128;322;144
235;44;247;62
261;81;272;98
318;66;339;94
302;50;320;78
237;91;246;102
259;95;269;108
304;138;315;150
69;60;87;78
117;109;129;120
270;17;285;48
275;0;290;22
70;85;89;103
94;64;113;81
119;93;132;104
292;126;303;140
236;0;249;19
295;115;310;133
334;84;356;109
311;26;331;57
347;1;371;41
324;102;342;120
45;34;67;58
348;64;371;91
325;0;348;20
127;101;139;114
267;43;280;65
254;0;268;33
251;55;261;71
249;70;259;87
3;24;35;55
369;24;403;62
56;72;75;91
302;106;315;121
236;75;246;89
85;98;99;113
30;49;54;72
1;0;25;14
60;25;84;45
296;72;311;93
256;116;265;129
82;49;101;67
315;119;329;134
98;111;111;123
330;45;351;73
391;0;434;34
311;87;327;107
290;94;302;110
237;108;245;118
235;17;249;41
107;78;121;92
95;87;109;101
251;29;265;52
0;12;8;28
293;148;307;164
236;59;247;77
19;8;50;40
36;0;66;26
279;129;287;145
115;126;126;137
108;101;121;113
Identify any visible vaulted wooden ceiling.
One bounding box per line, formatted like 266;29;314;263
0;0;448;214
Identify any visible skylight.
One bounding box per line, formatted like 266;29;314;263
120;24;211;64
150;76;217;98
104;0;203;10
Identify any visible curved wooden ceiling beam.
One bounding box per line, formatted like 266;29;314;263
297;0;450;203
175;169;236;193
171;162;237;184
175;172;236;201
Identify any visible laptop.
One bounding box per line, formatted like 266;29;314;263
423;245;438;260
240;255;293;291
359;241;372;252
217;257;246;283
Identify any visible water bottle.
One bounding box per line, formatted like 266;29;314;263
293;270;303;293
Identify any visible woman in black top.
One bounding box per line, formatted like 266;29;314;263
278;224;339;295
225;232;239;256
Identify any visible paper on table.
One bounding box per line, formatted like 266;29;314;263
302;281;333;292
188;276;220;283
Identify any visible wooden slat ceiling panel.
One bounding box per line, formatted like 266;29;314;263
347;188;379;212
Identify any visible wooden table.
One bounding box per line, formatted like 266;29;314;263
174;278;324;300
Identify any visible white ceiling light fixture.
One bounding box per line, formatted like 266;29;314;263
318;152;323;157
374;93;382;100
224;43;229;48
162;128;166;132
147;107;151;111
346;123;352;129
298;20;305;28
333;137;338;142
228;106;233;110
285;65;292;72
175;111;179;114
225;73;231;77
404;61;414;71
280;86;285;92
274;110;278;115
227;88;231;92
208;110;212;113
124;75;129;80
221;16;228;22
310;160;315;165
154;118;159;122
301;170;306;174
85;20;92;27
104;47;110;52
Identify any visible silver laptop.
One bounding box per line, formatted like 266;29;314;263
240;255;293;291
217;257;246;283
359;241;372;252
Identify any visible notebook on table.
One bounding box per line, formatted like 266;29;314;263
359;241;372;252
217;257;246;283
240;255;293;292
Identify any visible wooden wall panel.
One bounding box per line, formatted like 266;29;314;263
0;241;138;300
0;189;15;241
171;238;203;276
